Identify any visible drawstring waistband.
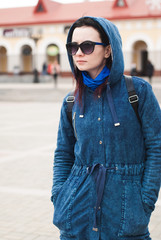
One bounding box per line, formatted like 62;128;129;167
87;163;117;231
71;163;144;177
70;163;144;231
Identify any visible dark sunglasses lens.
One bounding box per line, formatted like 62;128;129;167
67;43;78;55
81;42;94;55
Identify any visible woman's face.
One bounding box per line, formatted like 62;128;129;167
72;26;111;79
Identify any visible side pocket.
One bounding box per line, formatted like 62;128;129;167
53;177;70;206
141;190;155;215
118;179;150;237
53;174;79;231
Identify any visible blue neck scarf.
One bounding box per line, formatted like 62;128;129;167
82;65;110;91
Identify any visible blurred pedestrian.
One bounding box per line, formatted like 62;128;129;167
33;68;39;83
52;60;60;87
146;60;154;84
42;62;47;75
51;16;161;240
130;62;137;76
47;62;53;75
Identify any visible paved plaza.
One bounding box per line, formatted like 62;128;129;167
0;76;161;240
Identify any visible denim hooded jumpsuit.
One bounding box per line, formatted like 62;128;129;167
51;17;161;240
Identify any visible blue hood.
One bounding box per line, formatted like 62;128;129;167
66;16;124;86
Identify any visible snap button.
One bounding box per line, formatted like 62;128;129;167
98;95;101;98
98;117;101;121
93;227;98;232
99;140;102;144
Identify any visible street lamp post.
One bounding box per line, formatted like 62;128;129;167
30;33;41;83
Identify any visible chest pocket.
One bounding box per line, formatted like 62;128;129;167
72;110;96;141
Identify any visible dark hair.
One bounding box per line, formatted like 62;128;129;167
71;17;110;44
70;17;112;101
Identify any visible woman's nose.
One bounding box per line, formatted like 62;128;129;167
75;47;84;55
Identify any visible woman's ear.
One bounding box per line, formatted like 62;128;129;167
105;45;111;58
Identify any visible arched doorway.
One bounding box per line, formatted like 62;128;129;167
132;41;148;76
46;44;60;64
21;45;32;73
0;46;7;73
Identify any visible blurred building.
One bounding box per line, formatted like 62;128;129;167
0;0;161;76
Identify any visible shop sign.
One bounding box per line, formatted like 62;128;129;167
3;28;31;37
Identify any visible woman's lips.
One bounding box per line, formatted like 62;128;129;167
76;60;87;64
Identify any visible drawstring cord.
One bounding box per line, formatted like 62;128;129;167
87;163;117;231
79;92;85;118
106;84;120;127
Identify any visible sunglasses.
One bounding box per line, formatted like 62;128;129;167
66;40;107;56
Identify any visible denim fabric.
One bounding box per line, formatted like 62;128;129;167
51;16;161;240
52;77;161;239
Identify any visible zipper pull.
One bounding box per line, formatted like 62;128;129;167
73;112;76;120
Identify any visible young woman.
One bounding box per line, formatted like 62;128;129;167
51;16;161;240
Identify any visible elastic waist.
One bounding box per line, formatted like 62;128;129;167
71;163;144;176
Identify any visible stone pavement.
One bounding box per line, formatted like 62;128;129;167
0;76;161;240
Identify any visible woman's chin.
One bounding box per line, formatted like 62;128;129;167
77;66;88;72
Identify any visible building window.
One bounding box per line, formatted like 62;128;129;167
64;26;71;34
21;45;32;72
0;46;7;72
47;44;60;64
22;45;32;56
37;3;45;12
117;0;125;7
